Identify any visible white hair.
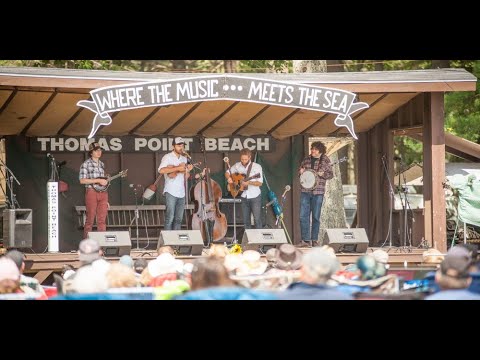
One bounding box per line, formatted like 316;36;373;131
72;265;109;293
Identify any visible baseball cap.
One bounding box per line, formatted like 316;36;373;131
173;137;185;145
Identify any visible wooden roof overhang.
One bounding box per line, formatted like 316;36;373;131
0;67;476;139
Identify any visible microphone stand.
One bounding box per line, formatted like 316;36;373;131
400;159;414;250
0;157;21;209
0;162;10;209
395;158;411;252
224;157;238;244
380;154;394;247
130;185;141;250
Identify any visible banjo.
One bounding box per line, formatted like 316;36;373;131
92;169;128;192
300;156;347;190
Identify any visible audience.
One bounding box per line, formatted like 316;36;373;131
278;248;353;300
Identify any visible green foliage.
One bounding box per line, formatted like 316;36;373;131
394;136;423;169
239;60;292;73
445;60;480;144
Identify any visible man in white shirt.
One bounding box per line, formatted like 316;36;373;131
225;148;263;229
158;137;193;230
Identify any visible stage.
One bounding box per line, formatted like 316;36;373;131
20;246;435;285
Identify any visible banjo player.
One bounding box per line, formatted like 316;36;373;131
298;141;333;247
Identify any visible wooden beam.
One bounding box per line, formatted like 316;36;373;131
34;270;53;284
21;91;57;135
0;89;17;116
422;93;446;252
129;107;161;134
268;108;301;135
301;113;330;134
232;105;270;135
199;101;239;135
392;126;423;136
57;107;84;134
164;102;202;134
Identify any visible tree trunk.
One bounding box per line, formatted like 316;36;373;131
293;60;347;244
293;60;327;73
171;60;187;70
347;143;355;185
431;60;450;69
318;152;349;244
224;60;238;73
326;60;345;72
374;60;384;71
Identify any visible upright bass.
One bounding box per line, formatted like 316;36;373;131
190;139;227;245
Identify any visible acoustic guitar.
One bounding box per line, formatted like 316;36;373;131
228;173;261;198
92;169;128;192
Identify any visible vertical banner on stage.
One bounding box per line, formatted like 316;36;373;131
47;180;59;252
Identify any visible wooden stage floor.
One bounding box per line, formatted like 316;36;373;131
21;246;435;285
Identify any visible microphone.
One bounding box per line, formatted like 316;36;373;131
393;155;402;161
281;185;291;198
223;157;229;163
182;151;192;159
47;153;55;161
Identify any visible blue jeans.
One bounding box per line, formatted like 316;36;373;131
300;192;324;241
164;192;185;230
241;194;263;229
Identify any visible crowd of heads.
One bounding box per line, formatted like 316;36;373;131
3;237;480;300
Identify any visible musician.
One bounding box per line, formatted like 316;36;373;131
158;137;193;230
79;142;109;240
225;148;263;229
298;141;333;247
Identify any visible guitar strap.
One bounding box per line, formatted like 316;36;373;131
244;162;254;190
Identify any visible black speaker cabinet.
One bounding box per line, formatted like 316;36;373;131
325;228;369;253
158;230;204;256
2;209;32;248
87;231;132;257
241;229;289;252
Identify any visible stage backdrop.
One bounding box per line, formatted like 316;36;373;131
5;135;302;252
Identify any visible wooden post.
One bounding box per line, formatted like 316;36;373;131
423;93;446;252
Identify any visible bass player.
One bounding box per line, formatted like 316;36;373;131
158;137;193;230
79;142;109;240
225;148;264;229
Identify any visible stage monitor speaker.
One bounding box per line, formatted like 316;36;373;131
241;229;288;252
325;228;369;253
2;209;32;248
158;230;204;256
87;231;132;257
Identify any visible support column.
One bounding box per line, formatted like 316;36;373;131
423;92;446;252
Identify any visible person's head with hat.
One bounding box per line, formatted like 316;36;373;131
172;136;186;155
88;142;105;159
275;244;303;271
435;247;473;290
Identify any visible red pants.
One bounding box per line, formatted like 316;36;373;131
83;188;109;239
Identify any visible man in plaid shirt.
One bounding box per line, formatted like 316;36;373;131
79;142;109;239
298;141;333;247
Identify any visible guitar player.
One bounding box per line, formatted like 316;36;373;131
225;148;264;229
79;142;109;240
